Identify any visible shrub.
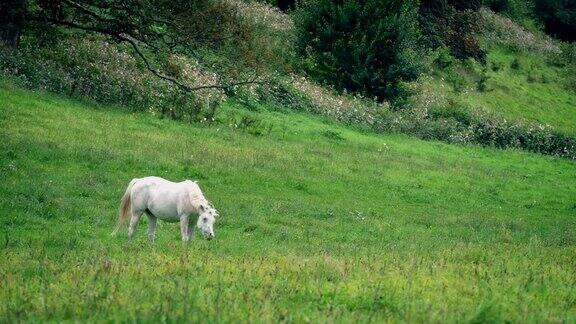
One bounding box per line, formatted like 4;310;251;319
287;75;383;127
526;73;538;83
477;68;490;92
479;8;560;55
419;100;576;158
443;67;470;93
468;113;575;157
0;0;297;121
546;42;576;91
510;57;522;70
420;0;487;63
434;46;457;69
483;0;533;22
294;0;424;103
490;60;504;72
227;113;274;136
448;10;487;63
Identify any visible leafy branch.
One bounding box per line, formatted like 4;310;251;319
27;0;268;94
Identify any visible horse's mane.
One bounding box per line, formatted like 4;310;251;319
187;183;218;215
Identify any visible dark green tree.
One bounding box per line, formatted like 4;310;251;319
295;0;423;103
0;0;26;48
534;0;576;41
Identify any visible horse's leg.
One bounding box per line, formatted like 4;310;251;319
128;209;143;241
187;218;194;239
147;213;158;242
180;214;190;242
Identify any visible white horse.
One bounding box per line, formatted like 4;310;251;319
113;176;218;241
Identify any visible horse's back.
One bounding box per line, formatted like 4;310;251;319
129;176;200;220
133;176;189;195
138;176;175;186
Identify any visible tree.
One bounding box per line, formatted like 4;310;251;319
534;0;576;41
295;0;423;103
0;0;26;48
1;0;270;93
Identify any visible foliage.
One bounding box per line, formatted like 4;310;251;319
0;0;25;47
3;0;290;96
379;82;576;159
448;0;482;11
420;0;487;62
1;85;576;322
482;0;534;22
478;8;560;55
534;0;576;41
187;0;292;78
0;36;225;120
2;0;575;160
0;0;296;120
477;67;490;91
481;0;576;41
282;76;385;126
294;0;424;103
556;42;576;91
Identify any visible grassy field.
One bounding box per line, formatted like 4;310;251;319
1;82;575;322
442;49;576;135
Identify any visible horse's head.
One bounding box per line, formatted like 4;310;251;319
197;202;218;240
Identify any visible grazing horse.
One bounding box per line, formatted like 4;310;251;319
113;177;218;242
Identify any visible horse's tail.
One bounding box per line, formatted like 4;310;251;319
112;178;138;236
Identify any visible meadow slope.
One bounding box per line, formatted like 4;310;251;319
426;46;576;137
1;83;575;322
461;49;576;135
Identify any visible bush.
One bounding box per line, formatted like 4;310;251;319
420;0;487;63
434;46;457;69
295;0;424;103
477;67;490;91
510;57;522;70
417;100;576;158
0;0;297;121
469;113;575;157
483;0;533;22
478;8;560;55
286;75;384;127
0;36;225;120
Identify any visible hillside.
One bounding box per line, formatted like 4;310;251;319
2;3;575;160
1;84;575;322
423;12;576;138
428;48;576;135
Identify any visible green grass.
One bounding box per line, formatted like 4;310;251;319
449;49;576;135
1;83;575;322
